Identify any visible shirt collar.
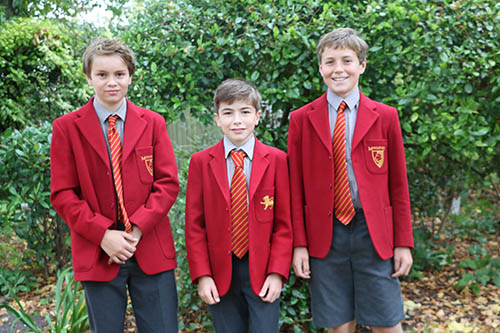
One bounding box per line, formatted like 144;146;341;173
223;135;255;161
326;88;360;112
94;97;127;124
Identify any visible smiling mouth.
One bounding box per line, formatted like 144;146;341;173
333;77;348;81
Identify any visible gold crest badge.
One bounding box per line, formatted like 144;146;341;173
368;146;385;168
260;195;274;210
141;155;153;176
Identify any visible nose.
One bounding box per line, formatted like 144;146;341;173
233;112;243;124
333;62;343;73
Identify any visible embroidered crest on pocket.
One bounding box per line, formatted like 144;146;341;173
141;155;153;176
368;146;385;168
260;195;274;210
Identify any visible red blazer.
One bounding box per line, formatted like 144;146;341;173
50;98;179;281
185;139;292;297
288;92;413;260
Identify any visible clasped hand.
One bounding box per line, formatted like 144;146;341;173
100;226;142;265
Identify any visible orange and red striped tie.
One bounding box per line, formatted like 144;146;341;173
108;115;132;233
333;101;355;225
230;150;249;258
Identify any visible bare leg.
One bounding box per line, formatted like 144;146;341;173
328;320;356;333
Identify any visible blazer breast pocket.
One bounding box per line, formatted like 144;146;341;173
135;146;154;184
364;139;388;174
254;188;275;223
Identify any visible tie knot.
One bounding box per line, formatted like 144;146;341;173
108;115;119;127
337;101;347;113
230;150;246;168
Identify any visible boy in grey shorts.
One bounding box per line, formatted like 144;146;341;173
287;28;414;332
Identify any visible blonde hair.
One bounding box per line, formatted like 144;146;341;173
213;78;261;113
82;38;136;76
317;28;369;64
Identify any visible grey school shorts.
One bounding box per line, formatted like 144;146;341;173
309;210;405;328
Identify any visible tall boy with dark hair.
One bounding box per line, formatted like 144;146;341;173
50;38;179;332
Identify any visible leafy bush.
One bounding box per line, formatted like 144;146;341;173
0;18;91;133
0;122;70;276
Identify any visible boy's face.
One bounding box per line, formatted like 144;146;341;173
214;99;261;147
319;47;366;98
86;54;132;112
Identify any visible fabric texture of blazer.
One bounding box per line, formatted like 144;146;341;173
185;138;293;297
288;92;413;260
50;98;179;281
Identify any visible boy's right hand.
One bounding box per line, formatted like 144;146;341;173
100;229;138;265
292;247;311;279
197;276;220;304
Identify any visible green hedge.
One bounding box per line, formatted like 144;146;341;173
121;0;499;225
0;18;92;133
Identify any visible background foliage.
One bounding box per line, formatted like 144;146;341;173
0;0;498;331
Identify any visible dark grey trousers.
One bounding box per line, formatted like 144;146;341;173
82;257;178;332
207;254;280;333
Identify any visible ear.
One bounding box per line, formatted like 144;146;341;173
86;75;93;86
214;112;222;128
360;59;367;74
255;110;262;125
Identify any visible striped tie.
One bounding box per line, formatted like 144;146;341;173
108;115;132;233
230;150;249;258
333;101;355;225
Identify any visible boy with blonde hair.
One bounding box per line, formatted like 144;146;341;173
288;28;413;332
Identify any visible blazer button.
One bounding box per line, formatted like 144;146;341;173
329;184;332;189
329;156;332;160
328;211;332;216
227;250;231;256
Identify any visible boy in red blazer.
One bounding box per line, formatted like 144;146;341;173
50;38;179;332
185;78;293;332
288;28;414;332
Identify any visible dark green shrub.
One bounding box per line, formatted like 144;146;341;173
0;122;70;276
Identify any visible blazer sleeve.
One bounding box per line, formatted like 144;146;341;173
185;153;212;282
266;151;293;280
50;119;113;245
387;110;414;248
287;112;308;248
128;116;179;235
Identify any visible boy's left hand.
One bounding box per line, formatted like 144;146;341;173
259;273;283;303
107;225;143;264
392;246;412;278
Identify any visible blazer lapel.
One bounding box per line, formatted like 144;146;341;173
209;140;230;205
75;100;110;167
352;92;379;152
308;93;332;154
122;100;147;163
249;139;269;200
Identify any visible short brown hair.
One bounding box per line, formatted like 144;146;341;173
82;38;136;76
213;78;261;113
317;28;369;64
